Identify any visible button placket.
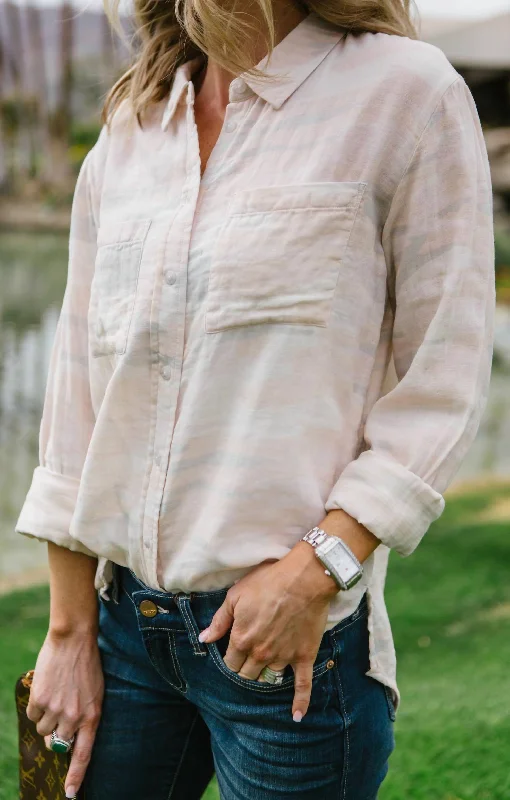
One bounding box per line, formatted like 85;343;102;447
142;83;200;587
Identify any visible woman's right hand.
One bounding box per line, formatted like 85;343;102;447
27;627;104;798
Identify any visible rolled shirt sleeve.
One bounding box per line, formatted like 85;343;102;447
14;148;100;556
324;77;496;557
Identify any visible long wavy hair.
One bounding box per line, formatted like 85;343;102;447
103;0;418;124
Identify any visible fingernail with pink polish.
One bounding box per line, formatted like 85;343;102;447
293;711;303;723
65;788;77;799
198;628;210;643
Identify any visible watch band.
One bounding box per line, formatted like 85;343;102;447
302;526;329;549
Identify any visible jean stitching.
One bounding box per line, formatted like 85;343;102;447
144;635;188;695
332;659;350;800
166;711;200;800
330;602;369;645
208;642;330;693
331;610;367;641
122;586;187;628
139;625;187;633
331;599;370;799
121;584;140;610
167;631;188;693
178;598;208;656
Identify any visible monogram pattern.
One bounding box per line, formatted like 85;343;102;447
15;671;77;800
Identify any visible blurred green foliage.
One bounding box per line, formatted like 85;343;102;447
69;122;102;173
495;227;510;272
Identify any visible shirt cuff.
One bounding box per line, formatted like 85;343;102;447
14;466;97;557
324;450;445;556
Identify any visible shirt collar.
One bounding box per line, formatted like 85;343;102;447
161;55;205;131
161;12;345;131
243;11;346;109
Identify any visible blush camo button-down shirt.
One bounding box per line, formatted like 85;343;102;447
15;12;495;709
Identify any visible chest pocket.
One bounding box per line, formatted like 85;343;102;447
204;181;367;333
89;218;151;357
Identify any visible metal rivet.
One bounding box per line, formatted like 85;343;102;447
326;659;335;669
139;599;158;618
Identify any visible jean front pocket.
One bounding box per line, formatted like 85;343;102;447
89;218;151;357
208;626;337;694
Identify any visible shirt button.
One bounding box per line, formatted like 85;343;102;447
224;120;236;133
139;599;158;618
229;78;247;102
164;270;177;286
160;364;172;380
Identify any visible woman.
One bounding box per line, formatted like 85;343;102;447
16;0;495;798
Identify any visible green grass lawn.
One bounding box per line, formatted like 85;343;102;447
1;481;509;800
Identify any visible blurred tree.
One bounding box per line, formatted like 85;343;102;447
0;33;5;187
2;0;30;185
24;1;53;184
48;1;74;188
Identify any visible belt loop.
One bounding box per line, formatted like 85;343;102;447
111;562;121;605
176;596;208;656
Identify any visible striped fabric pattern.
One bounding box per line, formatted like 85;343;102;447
15;12;496;710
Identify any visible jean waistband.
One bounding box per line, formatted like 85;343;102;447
112;563;368;635
113;563;229;604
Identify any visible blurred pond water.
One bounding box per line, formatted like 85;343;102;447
1;231;509;583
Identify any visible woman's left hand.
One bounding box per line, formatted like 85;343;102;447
198;539;340;722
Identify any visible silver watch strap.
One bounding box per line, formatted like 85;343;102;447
302;526;329;548
303;526;362;568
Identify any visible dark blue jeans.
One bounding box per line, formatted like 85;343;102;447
83;564;395;799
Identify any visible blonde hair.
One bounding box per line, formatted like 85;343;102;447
103;0;418;125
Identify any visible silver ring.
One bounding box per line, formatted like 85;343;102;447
259;666;286;685
50;729;75;754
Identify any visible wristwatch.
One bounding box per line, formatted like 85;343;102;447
302;526;363;591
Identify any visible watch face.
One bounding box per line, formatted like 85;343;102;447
317;540;361;586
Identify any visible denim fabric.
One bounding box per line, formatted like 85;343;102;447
83;564;395;799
